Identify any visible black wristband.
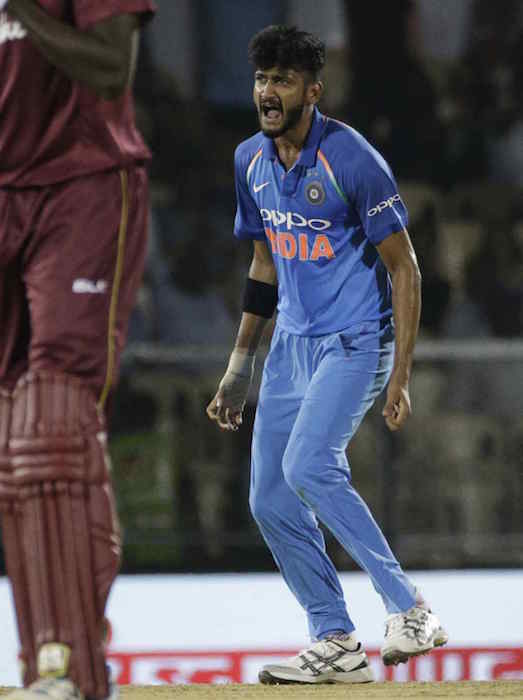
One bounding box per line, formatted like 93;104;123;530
242;277;278;319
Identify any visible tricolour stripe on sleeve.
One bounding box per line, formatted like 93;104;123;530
318;150;348;205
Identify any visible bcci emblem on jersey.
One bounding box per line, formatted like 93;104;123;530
306;180;325;206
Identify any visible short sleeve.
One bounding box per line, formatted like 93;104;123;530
233;146;266;241
346;148;408;246
74;0;157;30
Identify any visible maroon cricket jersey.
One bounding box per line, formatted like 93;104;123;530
0;0;156;187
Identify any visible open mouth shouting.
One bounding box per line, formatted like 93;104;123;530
260;100;283;127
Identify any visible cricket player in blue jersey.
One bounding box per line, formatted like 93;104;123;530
207;25;448;685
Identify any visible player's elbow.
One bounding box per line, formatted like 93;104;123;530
88;44;134;100
390;257;421;290
396;249;421;281
414;262;422;286
410;256;422;286
98;81;127;101
405;259;422;289
94;63;130;100
86;16;139;100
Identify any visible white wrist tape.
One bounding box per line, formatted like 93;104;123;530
225;350;255;377
0;1;9;11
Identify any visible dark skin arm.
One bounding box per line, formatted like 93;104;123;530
5;0;140;100
376;230;422;432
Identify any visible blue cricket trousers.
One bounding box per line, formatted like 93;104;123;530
249;321;416;640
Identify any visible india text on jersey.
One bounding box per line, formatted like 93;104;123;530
265;229;335;261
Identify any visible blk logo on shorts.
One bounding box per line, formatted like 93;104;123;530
72;279;108;294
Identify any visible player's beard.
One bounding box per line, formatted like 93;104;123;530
259;101;306;138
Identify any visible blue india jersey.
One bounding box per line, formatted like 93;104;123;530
233;107;408;336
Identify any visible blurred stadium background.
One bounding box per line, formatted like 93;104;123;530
104;0;523;576
2;0;523;688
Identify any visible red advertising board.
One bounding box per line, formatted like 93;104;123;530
108;647;523;685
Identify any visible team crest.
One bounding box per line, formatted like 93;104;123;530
306;181;325;206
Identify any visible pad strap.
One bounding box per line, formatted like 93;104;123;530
0;389;13;498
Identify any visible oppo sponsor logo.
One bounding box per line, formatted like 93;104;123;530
367;194;401;217
0;12;27;44
260;208;331;231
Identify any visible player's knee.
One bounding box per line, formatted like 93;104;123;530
282;461;315;505
283;444;333;510
28;347;109;401
249;487;266;524
249;486;277;529
282;438;314;494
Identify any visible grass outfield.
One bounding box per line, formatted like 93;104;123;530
2;683;523;699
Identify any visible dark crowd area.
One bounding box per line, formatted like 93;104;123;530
130;0;523;347
111;0;523;575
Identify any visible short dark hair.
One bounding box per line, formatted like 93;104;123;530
248;25;325;79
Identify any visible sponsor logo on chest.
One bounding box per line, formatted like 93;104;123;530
0;12;27;45
260;208;335;261
260;208;331;231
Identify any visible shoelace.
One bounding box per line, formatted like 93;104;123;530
295;639;333;661
386;609;431;643
295;635;357;662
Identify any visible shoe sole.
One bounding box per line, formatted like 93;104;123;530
259;663;374;685
381;629;449;667
3;683;84;700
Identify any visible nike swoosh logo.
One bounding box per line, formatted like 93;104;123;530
253;182;269;193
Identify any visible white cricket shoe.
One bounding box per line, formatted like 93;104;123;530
259;633;374;684
4;678;117;700
381;606;449;666
4;679;84;700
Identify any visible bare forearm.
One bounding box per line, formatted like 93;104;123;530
233;313;270;354
233;247;277;354
234;263;275;349
390;262;421;381
6;0;133;98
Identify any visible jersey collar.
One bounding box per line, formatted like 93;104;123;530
261;107;326;167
